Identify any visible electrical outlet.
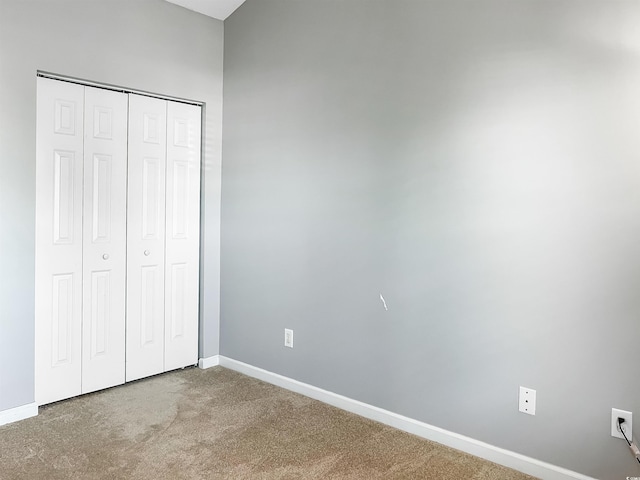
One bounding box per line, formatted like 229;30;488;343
284;328;293;348
611;408;632;439
519;386;536;415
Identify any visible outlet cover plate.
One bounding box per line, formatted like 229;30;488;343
519;386;536;415
284;328;294;348
611;408;632;439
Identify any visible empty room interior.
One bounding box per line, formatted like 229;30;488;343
1;0;640;479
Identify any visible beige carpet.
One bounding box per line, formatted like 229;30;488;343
0;367;537;479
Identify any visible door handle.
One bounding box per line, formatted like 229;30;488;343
102;254;109;260
144;250;150;256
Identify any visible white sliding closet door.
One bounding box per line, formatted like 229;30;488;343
126;94;167;382
35;77;85;405
81;86;128;394
36;79;129;404
165;102;201;371
37;78;202;403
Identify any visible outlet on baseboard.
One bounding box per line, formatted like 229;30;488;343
611;408;632;439
284;328;293;348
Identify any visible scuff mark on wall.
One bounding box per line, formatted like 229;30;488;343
379;293;388;311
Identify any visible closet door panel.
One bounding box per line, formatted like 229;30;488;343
81;86;128;394
164;102;201;371
35;78;84;405
127;95;167;382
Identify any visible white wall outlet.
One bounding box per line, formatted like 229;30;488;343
284;328;294;348
519;386;536;415
611;408;632;439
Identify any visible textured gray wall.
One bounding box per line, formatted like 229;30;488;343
0;0;222;412
221;1;640;477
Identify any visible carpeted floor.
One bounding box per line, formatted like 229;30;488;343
0;367;537;479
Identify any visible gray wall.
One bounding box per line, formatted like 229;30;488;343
221;1;640;478
0;0;222;411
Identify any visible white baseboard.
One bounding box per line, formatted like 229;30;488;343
218;356;595;480
0;402;38;427
198;355;220;369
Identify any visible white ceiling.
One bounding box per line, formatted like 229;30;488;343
165;0;247;21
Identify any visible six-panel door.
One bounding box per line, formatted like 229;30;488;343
36;79;202;403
